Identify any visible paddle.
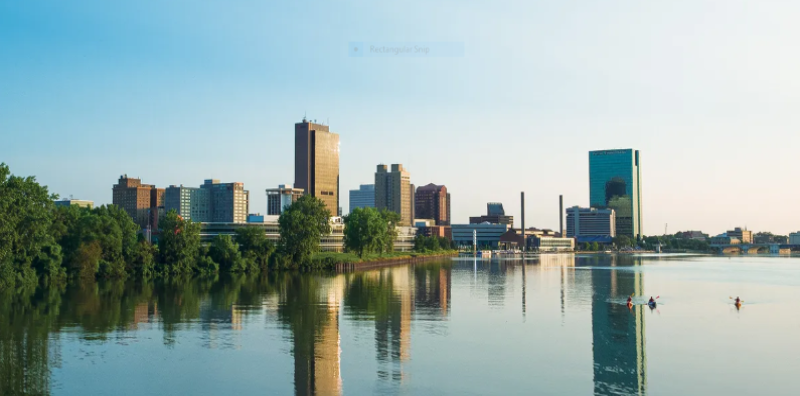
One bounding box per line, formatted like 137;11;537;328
729;296;745;302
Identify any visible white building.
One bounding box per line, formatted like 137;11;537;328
566;206;616;237
266;184;304;215
451;223;511;249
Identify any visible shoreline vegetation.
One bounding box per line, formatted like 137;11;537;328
0;163;456;290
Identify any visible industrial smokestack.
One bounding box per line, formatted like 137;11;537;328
559;195;564;237
521;192;525;252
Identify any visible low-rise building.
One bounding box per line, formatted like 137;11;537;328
726;227;752;244
565;206;615;238
711;234;741;245
531;236;575;252
247;214;265;223
790;232;800;245
451;223;511;249
199;217;415;252
676;231;709;241
54;199;94;209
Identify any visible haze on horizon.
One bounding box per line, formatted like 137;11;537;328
2;1;799;236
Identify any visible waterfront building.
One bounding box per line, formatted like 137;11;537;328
349;184;375;212
566;206;616;238
112;175;164;230
451;223;511;249
589;149;643;240
164;185;211;222
469;202;514;227
710;234;740;245
676;231;709;241
498;228;571;251
531;236;575;252
375;164;414;226
726;227;752;244
414;183;451;226
266;184;304;215
295;118;339;214
198;217;415;252
54;199;93;209
790;232;800;245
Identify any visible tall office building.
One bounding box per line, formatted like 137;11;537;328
164;180;249;223
112;175;164;230
266;184;304;215
414;183;451;226
375;164;413;226
295;118;340;215
349;184;375;212
566;206;616;238
589;149;643;240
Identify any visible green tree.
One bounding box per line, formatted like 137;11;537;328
343;207;386;257
209;235;248;272
157;210;202;274
0;163;61;288
378;209;400;254
235;226;275;270
613;235;632;248
278;195;331;265
582;242;590;251
591;242;600;251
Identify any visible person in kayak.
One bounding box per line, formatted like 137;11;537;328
627;296;633;307
734;297;742;305
648;296;655;304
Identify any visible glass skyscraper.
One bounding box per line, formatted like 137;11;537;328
589;149;643;239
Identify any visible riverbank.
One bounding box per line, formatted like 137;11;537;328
312;251;458;271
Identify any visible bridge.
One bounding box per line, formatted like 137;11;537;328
711;243;797;254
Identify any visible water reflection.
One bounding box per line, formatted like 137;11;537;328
588;255;647;396
0;257;654;396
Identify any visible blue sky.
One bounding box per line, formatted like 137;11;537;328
2;1;799;235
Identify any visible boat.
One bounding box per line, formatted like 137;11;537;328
648;301;657;308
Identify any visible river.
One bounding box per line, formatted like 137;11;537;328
1;254;799;395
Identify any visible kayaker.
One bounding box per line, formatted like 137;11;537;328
734;297;741;304
648;296;655;304
627;296;632;304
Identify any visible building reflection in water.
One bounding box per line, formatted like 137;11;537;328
344;263;452;387
280;275;344;396
589;255;647;396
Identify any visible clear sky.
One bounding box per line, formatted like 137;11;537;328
2;1;799;236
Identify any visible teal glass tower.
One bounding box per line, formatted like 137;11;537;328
589;149;643;240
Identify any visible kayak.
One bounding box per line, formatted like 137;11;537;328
627;302;633;308
735;302;742;308
648;301;657;308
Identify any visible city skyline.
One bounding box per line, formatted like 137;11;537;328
3;1;800;235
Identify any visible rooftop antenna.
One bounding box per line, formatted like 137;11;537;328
303;111;307;122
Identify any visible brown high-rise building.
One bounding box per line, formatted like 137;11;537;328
295;118;340;215
112;175;164;230
375;164;413;226
414;183;450;226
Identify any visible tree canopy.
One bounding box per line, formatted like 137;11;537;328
278;195;331;265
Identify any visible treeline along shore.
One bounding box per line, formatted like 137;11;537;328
0;163;455;289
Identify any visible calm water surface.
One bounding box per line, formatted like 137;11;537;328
2;254;800;395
